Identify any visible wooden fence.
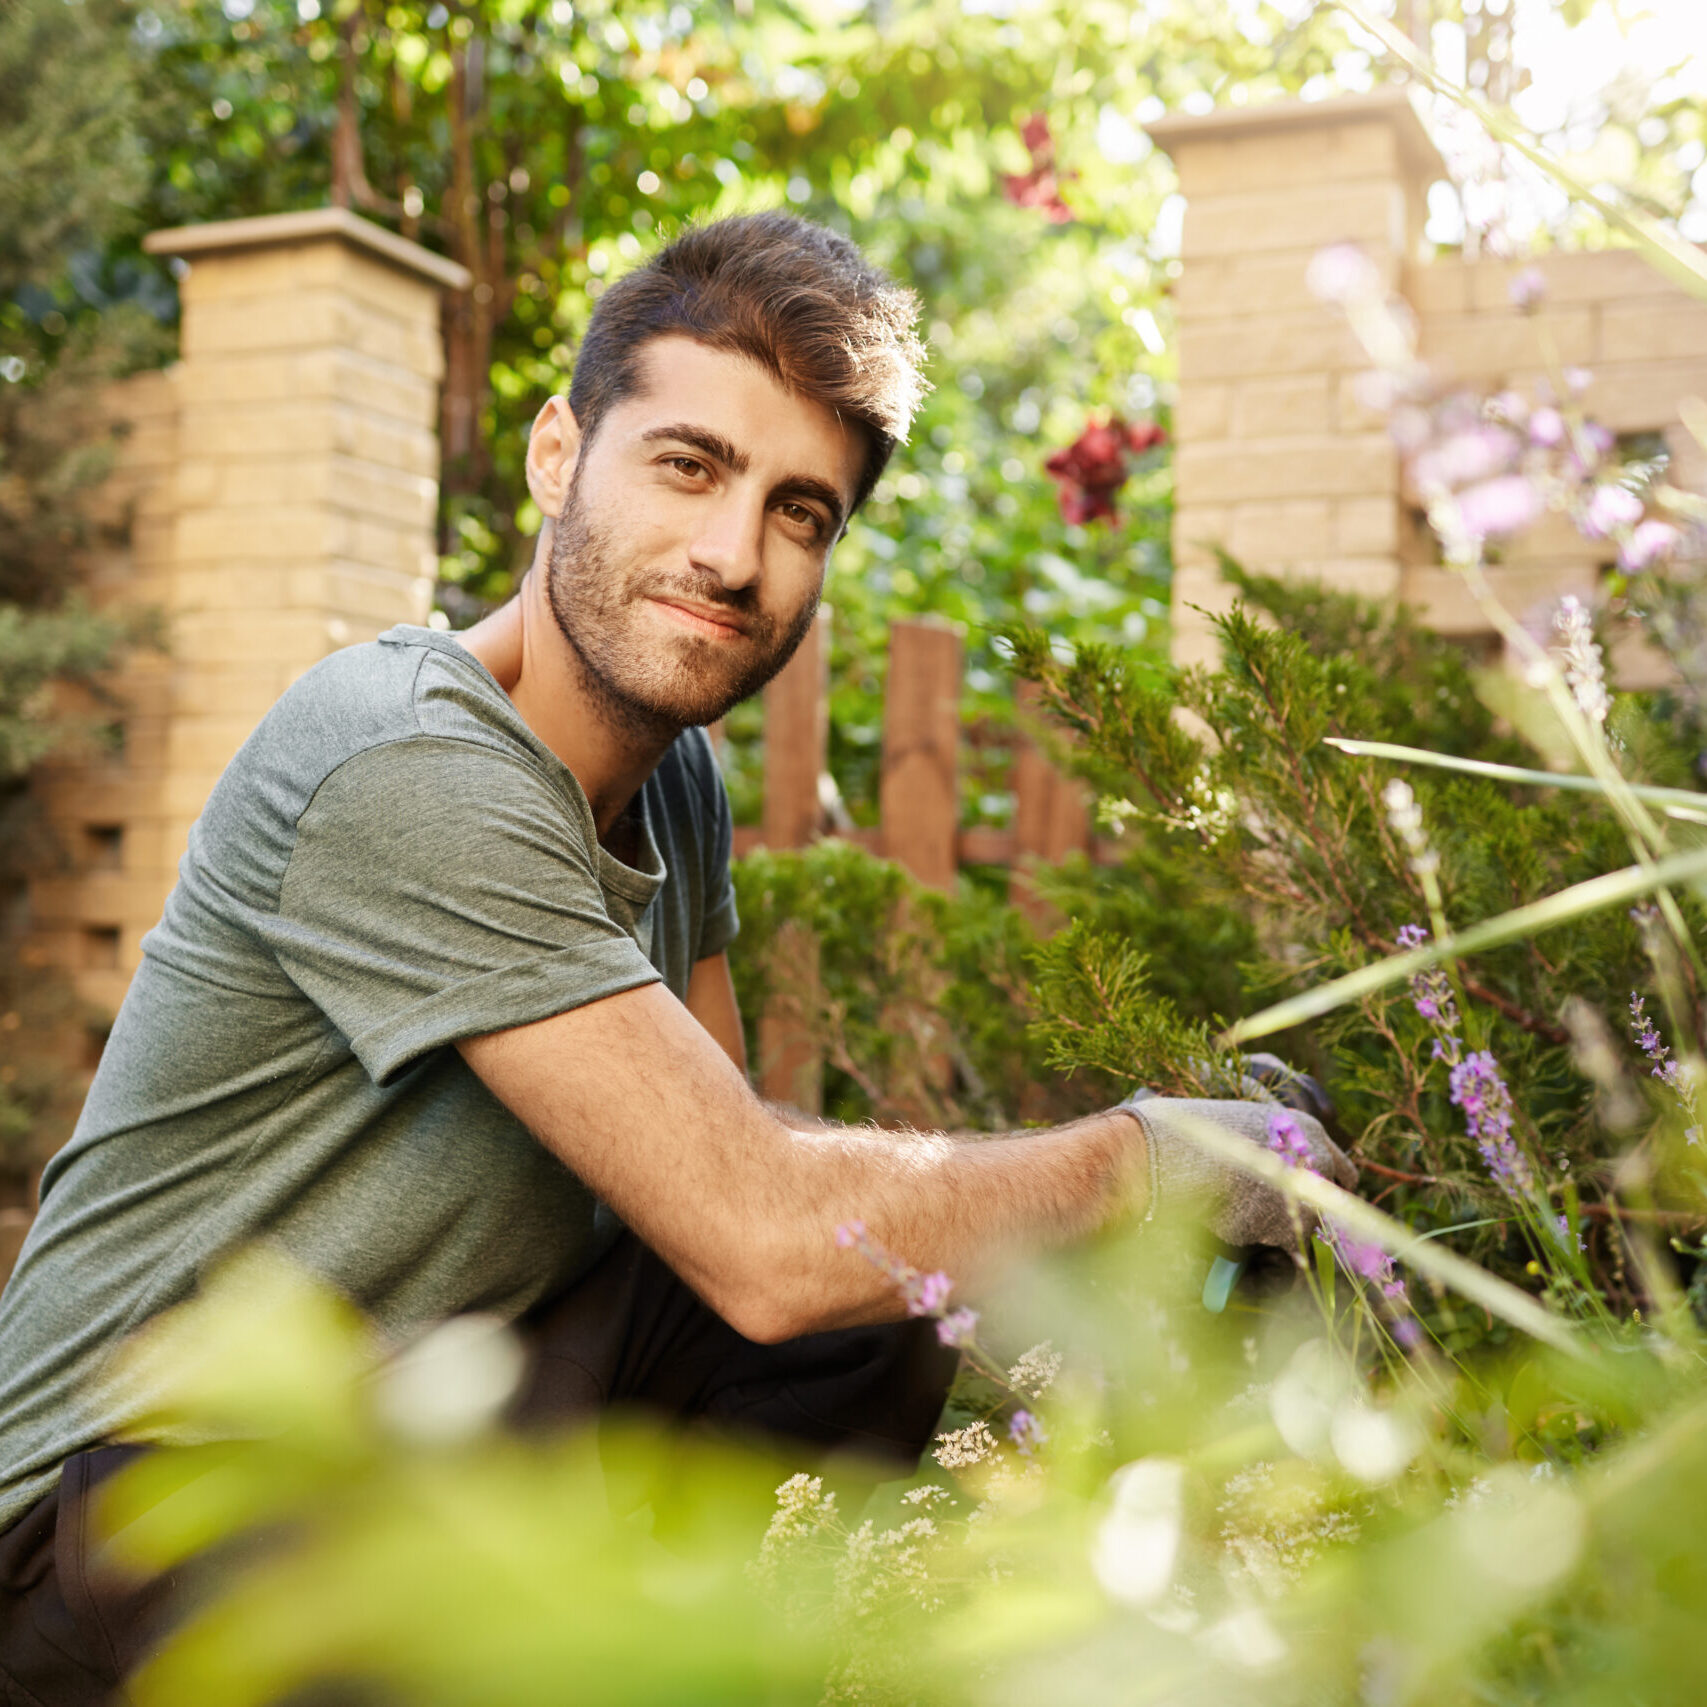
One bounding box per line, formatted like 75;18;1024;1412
729;610;1118;885
728;611;1120;1111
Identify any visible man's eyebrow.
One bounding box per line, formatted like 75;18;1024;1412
640;424;750;476
641;423;848;535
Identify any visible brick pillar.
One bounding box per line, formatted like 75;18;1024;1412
29;209;467;1020
1148;91;1445;667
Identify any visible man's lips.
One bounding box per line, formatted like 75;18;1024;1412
648;596;751;639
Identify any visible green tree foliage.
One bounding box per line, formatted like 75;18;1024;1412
0;0;169;1181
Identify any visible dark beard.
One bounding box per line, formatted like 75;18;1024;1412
544;485;821;739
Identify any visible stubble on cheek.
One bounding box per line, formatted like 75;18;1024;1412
544;494;824;730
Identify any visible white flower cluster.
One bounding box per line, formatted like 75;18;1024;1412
749;1471;839;1594
1217;1460;1364;1598
1381;778;1438;878
1006;1340;1063;1400
1552;594;1611;727
933;1421;998;1469
1165;771;1238;844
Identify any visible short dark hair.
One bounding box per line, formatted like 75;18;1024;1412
567;211;928;515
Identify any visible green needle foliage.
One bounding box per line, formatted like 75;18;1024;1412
1005;564;1707;1295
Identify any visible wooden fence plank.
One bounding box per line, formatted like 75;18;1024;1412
757;608;829;1113
1010;679;1092;924
878;618;963;891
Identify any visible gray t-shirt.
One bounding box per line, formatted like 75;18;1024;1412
0;624;738;1531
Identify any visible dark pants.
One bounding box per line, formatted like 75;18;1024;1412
0;1232;957;1705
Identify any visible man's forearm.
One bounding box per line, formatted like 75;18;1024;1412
753;1107;1145;1337
461;984;1146;1345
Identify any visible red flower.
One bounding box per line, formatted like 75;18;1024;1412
1043;414;1167;525
1000;111;1075;224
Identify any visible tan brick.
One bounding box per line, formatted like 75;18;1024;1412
1168;118;1404;200
1336;496;1401;557
1398;563;1597;635
1174;382;1233;442
165;717;267;777
1172;505;1235;572
1300;557;1402;599
173;507;341;565
169;610;332;668
1576;361;1707;433
1183;181;1406;259
292;561;433;626
1606;624;1677;692
1418;308;1596;380
1468;248;1684;313
1180;312;1364;381
182;288;442;377
1232;374;1333;439
180;241;445;327
1601;299;1707;363
176;349;436;425
1403;259;1472;317
1170;564;1242;668
1500;510;1608;567
1176;433;1395;504
1174;248;1399;320
1228;499;1334;564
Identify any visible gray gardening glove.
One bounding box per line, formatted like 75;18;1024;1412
1113;1095;1358;1250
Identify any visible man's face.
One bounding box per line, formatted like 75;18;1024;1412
544;335;865;733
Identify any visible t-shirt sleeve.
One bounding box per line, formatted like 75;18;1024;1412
688;728;740;962
270;737;662;1085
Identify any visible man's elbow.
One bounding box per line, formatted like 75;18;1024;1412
700;1243;817;1346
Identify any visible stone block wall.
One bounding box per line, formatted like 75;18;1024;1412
1151;90;1707;680
25;210;467;1025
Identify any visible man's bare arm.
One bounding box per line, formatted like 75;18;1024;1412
458;980;1144;1345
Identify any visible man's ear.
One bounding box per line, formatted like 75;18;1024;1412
526;396;582;519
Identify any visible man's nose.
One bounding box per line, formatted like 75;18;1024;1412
688;490;765;591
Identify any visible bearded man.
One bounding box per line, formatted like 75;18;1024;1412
0;211;1352;1699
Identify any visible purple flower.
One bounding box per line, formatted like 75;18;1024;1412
1266;1108;1317;1170
1008;1409;1047;1456
1410;425;1521;494
1582;483;1643;540
1456;474;1545;541
1318;1221;1409;1307
1553;1214;1586;1255
908;1271;954;1315
1398;924;1460;1037
1621;520;1681;572
1394;1318;1423;1351
1528;406;1566;449
1564;420;1614;481
1449;1050;1532;1196
1509;266;1547;312
1307;243;1382;305
1630;993;1683;1089
937;1308;980;1348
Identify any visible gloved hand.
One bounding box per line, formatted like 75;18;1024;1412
1113;1094;1358;1250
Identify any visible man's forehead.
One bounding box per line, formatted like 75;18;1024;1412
616;335;863;484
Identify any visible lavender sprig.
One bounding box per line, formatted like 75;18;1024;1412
1629;994;1703;1145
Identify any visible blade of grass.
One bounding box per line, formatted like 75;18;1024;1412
1325;737;1707;825
1167;1111;1585;1358
1224;843;1707;1046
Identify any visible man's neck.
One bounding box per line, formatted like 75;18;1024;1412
456;556;676;844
